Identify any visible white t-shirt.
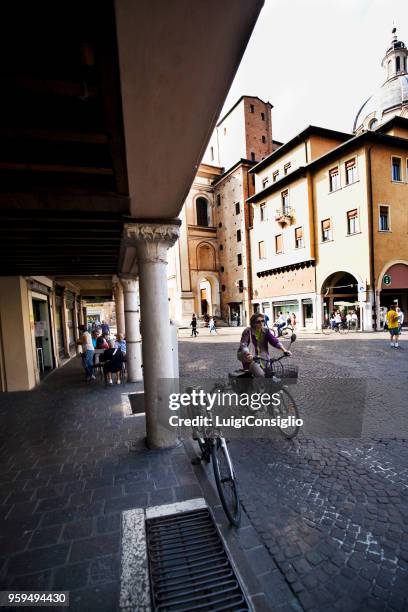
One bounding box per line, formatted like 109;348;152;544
81;331;94;351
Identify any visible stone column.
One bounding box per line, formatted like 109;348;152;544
297;298;305;329
72;294;80;354
125;221;180;449
113;276;126;336
120;276;142;382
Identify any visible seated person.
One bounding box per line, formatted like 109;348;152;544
238;313;290;377
91;330;99;348
96;333;109;350
115;333;127;354
100;339;125;385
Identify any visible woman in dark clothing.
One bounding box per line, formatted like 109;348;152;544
96;334;109;350
100;339;125;385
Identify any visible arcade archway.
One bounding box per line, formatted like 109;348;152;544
321;271;361;327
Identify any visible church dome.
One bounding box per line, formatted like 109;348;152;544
353;28;408;133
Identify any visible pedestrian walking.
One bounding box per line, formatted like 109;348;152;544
263;313;270;328
190;314;198;337
386;304;401;348
101;320;110;336
209;317;217;334
396;307;404;335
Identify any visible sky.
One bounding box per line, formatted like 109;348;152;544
221;0;408;143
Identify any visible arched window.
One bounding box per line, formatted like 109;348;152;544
196;197;209;227
396;56;401;72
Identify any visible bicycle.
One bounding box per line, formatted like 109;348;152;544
192;416;241;527
269;322;295;339
322;321;350;335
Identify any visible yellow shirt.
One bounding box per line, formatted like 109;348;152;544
386;309;399;329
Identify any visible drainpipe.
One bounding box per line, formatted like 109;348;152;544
245;166;254;322
306;170;318;329
365;144;376;331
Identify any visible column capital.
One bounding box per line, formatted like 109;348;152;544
124;221;180;264
119;274;138;293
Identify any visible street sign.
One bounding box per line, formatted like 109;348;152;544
383;274;392;286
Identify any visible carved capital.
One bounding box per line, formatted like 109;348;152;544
119;274;138;293
124;222;180;264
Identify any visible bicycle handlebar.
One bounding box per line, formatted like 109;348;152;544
253;352;290;364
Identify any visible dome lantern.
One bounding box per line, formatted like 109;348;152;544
353;27;408;133
381;26;408;81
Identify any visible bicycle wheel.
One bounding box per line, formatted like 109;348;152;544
281;325;293;339
211;438;241;526
274;388;300;439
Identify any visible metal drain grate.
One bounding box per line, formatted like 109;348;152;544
146;507;250;611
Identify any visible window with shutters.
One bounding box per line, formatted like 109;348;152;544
281;190;289;213
258;241;266;259
275;234;283;254
345;159;357;185
379;206;390;231
329;167;340;192
347;209;359;235
321;218;332;242
392;157;402;181
295;226;304;249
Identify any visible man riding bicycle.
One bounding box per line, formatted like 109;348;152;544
275;311;287;336
238;313;291;377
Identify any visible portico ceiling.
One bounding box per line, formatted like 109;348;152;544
0;0;264;277
116;0;264;219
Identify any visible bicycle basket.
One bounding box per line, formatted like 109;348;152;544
270;359;298;383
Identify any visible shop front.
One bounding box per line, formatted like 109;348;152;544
378;263;408;329
29;280;55;377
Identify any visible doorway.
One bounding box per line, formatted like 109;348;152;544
32;297;54;376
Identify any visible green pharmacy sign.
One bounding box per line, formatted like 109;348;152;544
383;274;392;286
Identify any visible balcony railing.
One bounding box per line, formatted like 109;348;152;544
275;206;294;224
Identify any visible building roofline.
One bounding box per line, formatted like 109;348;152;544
249;125;353;173
216;95;273;126
247;127;408;204
374;114;408;133
247;166;306;203
272;139;284;146
212;158;255;186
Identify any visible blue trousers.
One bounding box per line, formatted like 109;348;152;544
82;350;94;379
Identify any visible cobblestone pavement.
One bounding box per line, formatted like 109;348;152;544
0;359;202;611
179;333;408;611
